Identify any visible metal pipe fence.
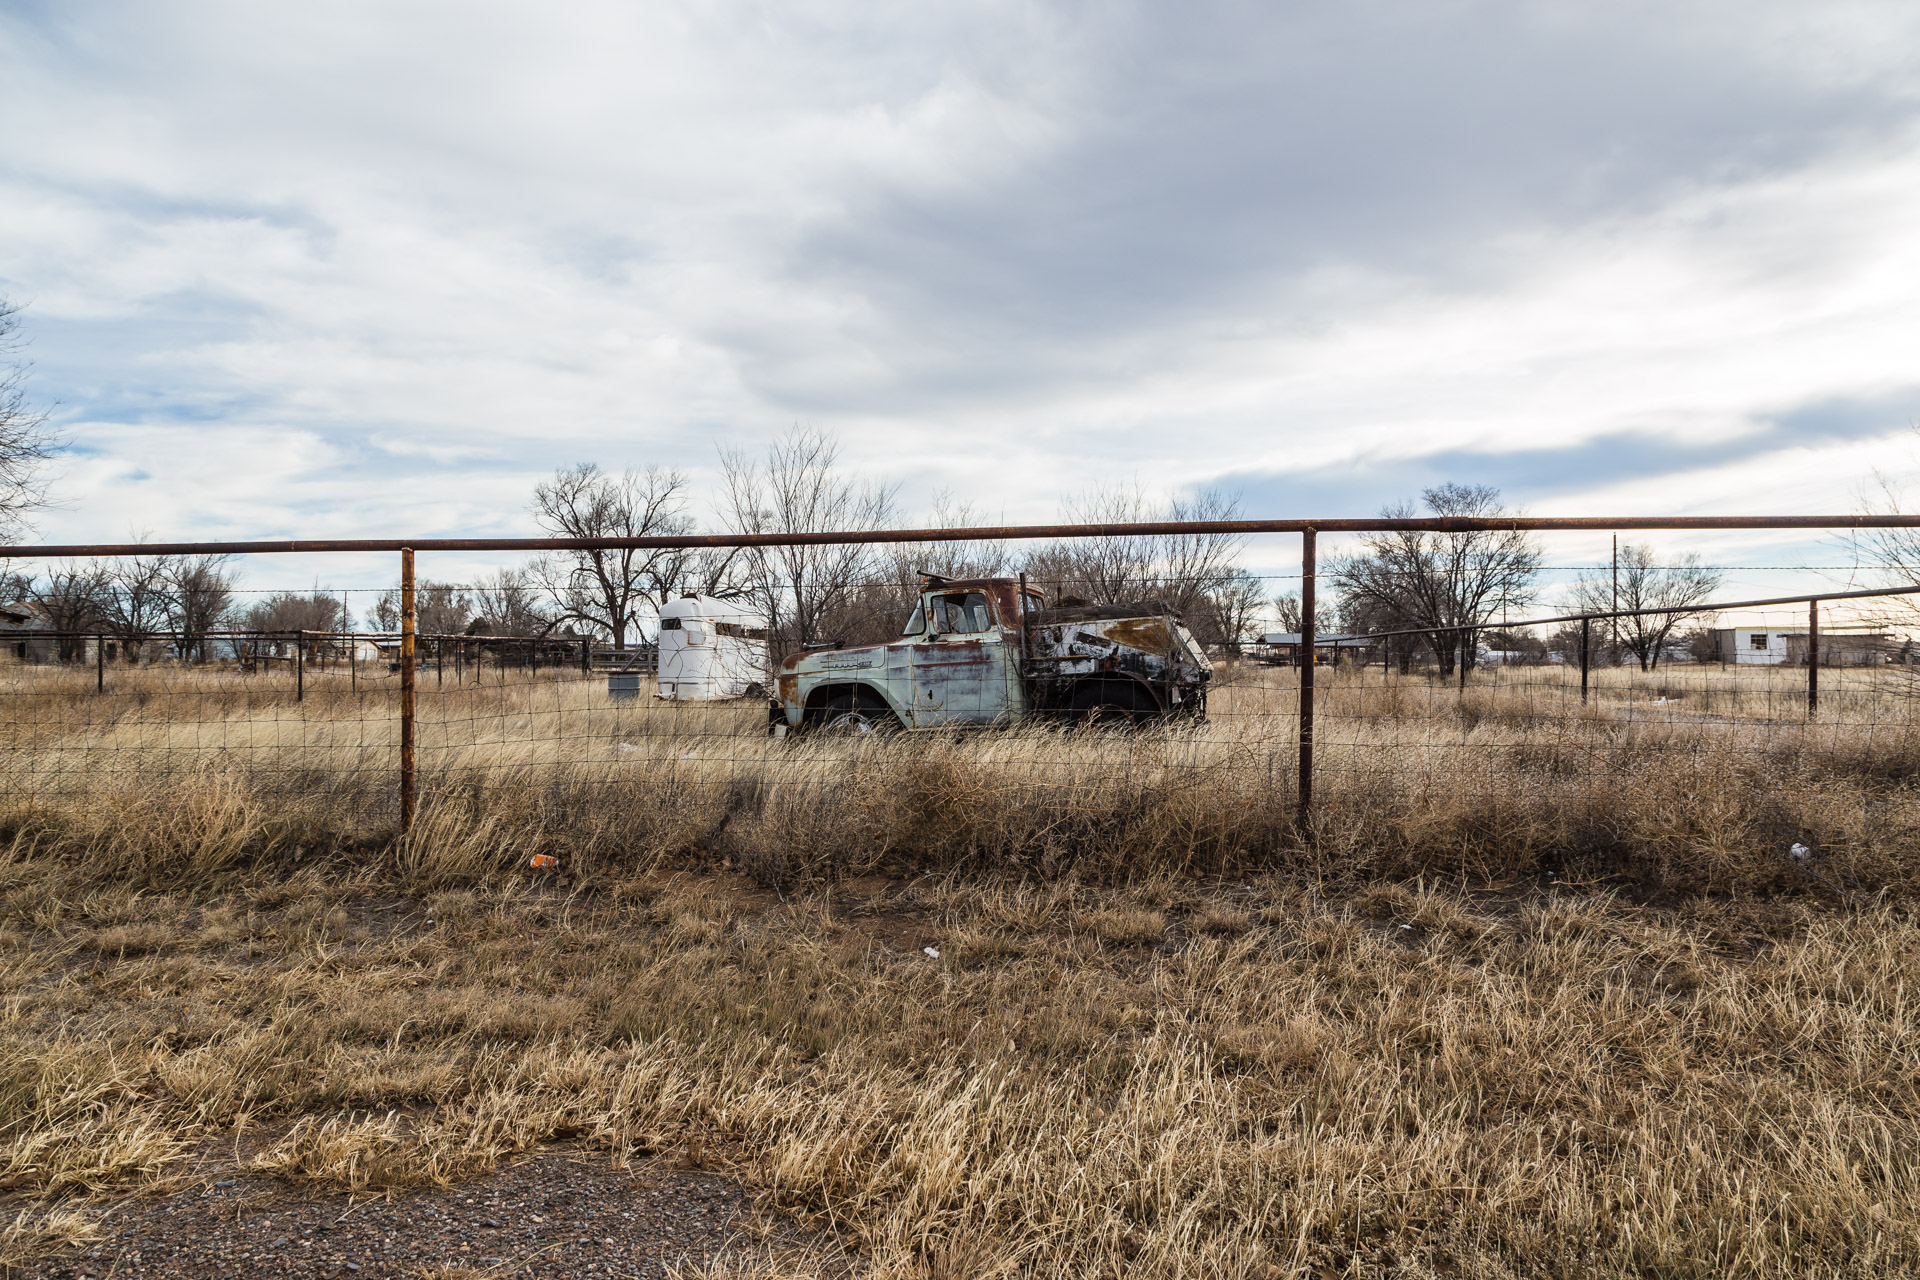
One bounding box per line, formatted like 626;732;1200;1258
4;518;1920;849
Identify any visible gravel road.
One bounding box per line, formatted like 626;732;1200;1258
16;1149;829;1279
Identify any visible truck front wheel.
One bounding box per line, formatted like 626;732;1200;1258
809;690;900;735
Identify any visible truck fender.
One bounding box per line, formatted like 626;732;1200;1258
801;681;909;726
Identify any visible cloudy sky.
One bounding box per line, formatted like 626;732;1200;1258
3;0;1920;594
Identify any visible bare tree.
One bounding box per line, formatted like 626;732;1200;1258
245;590;349;638
370;582;472;636
1330;484;1542;678
1194;567;1268;655
30;561;111;661
1852;468;1920;642
1274;590;1338;637
469;567;551;636
803;493;1017;644
166;555;236;662
528;464;709;648
885;492;1013;585
1019;485;1255;652
104;547;174;662
0;298;56;539
1022;485;1161;604
718;427;899;652
1569;544;1721;671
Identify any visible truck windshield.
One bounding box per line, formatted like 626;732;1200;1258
901;604;924;637
934;593;993;634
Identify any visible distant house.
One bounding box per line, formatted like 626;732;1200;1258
1711;628;1889;666
0;601;52;662
0;602;108;663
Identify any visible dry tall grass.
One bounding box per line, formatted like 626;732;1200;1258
3;657;1919;1275
3;657;1915;896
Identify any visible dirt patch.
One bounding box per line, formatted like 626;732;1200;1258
15;1149;833;1279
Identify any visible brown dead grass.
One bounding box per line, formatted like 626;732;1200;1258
1;658;1918;1274
2;858;1917;1277
4;657;1917;900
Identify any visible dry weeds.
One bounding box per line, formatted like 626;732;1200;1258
4;657;1917;897
1;658;1918;1275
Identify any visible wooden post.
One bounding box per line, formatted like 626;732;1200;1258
1808;598;1819;719
400;547;417;832
1298;528;1316;833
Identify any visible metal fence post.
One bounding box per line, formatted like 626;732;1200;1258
95;634;104;693
296;642;303;701
1298;527;1316;833
400;547;417;831
1808;598;1819;719
1579;617;1590;704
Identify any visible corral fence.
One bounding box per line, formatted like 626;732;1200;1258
6;516;1920;854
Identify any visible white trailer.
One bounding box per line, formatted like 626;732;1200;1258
656;596;769;699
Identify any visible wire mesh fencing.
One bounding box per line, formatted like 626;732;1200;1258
4;526;1920;890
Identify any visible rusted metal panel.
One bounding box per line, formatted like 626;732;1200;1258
909;635;1010;726
1023;613;1210;715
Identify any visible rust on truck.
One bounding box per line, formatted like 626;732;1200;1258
768;576;1210;734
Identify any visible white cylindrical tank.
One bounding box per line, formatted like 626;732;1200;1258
656;596;770;699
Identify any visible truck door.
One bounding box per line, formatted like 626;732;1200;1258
909;591;1016;726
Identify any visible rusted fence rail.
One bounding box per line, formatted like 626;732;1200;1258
5;514;1920;836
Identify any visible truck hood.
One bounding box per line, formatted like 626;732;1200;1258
778;642;892;676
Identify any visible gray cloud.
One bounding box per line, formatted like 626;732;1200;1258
1206;384;1920;516
3;0;1919;560
774;3;1917;407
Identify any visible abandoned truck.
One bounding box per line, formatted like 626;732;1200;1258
770;576;1211;733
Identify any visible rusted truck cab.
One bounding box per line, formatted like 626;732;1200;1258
771;577;1211;733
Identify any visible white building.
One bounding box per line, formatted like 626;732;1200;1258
1712;627;1889;666
656;596;770;699
1714;628;1799;665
